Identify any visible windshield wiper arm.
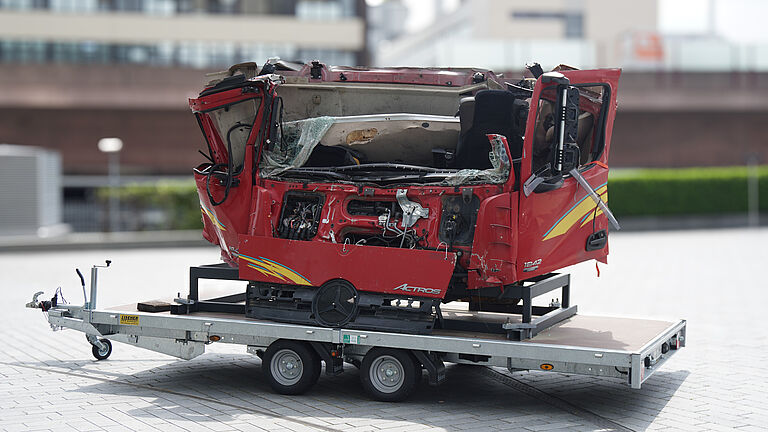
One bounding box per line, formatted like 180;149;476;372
281;168;350;180
332;163;455;173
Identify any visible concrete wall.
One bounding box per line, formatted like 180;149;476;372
611;110;768;168
2;107;762;175
0;107;204;175
0;64;765;174
470;0;657;67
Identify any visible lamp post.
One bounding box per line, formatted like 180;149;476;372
97;138;123;232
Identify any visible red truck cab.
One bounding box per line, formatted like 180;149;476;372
188;60;620;333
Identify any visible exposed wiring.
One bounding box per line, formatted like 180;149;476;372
206;122;251;206
54;286;67;305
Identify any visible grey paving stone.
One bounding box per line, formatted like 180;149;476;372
3;230;768;431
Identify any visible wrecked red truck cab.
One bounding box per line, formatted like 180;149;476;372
189;61;620;334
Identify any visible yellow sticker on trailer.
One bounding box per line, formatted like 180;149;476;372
120;314;139;326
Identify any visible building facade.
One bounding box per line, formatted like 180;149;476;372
0;0;366;231
0;0;365;68
0;0;366;174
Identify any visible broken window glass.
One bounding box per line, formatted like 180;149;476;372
439;137;510;186
259;116;336;177
259;114;510;186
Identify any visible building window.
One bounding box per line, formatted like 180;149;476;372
0;0;50;10
511;11;584;39
50;0;98;12
0;38;354;68
144;0;175;15
207;0;240;14
0;40;46;62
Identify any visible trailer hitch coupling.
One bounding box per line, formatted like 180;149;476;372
26;290;60;311
25;291;45;309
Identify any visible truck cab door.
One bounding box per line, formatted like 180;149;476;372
516;69;621;278
190;85;265;263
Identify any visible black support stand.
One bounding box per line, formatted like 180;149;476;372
170;263;246;315
441;273;577;340
171;265;576;341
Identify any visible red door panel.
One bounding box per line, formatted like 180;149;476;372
517;167;610;277
517;69;620;278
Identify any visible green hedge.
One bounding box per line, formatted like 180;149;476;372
97;181;201;230
98;166;766;230
608;166;768;217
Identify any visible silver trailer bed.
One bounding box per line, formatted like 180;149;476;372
42;301;685;392
29;263;685;400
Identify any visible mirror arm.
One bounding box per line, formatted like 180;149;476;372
569;168;621;230
523;164;552;196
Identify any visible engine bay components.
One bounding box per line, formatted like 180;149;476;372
342;195;427;249
395;189;429;229
347;199;400;217
277;192;324;240
439;193;480;247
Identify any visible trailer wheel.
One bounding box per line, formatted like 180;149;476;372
360;348;419;402
91;339;112;360
262;340;321;395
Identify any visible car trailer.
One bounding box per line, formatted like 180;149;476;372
27;262;686;401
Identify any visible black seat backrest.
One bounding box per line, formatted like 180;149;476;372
458;96;476;135
454;90;525;182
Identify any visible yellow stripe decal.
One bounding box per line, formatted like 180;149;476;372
200;202;226;231
247;263;284;280
542;184;608;241
236;253;312;286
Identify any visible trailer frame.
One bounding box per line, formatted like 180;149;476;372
34;263;686;400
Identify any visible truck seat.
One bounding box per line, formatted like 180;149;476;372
454;90;525;172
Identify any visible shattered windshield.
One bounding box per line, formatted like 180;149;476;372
260;116;335;177
259;114;510;186
207;98;259;172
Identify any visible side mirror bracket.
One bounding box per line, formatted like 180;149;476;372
524;164;564;196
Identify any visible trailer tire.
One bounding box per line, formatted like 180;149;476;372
91;339;112;360
263;340;321;395
360;348;419;402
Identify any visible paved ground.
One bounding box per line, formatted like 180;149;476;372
1;227;767;431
